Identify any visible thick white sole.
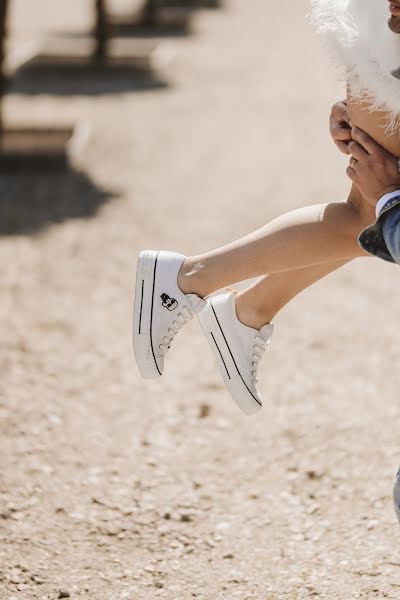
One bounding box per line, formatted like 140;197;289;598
197;299;263;416
133;250;163;378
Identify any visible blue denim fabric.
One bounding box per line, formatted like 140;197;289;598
382;206;400;264
358;196;400;264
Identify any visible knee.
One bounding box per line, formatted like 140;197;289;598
382;210;400;264
393;469;400;526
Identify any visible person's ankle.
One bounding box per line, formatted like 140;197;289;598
235;292;274;330
177;257;208;298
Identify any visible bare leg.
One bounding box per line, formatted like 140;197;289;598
178;186;374;299
176;97;400;327
234;260;349;329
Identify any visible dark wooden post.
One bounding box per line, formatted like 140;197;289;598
0;0;9;138
140;0;158;27
94;0;109;62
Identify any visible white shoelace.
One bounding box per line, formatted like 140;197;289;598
159;305;192;355
251;335;266;385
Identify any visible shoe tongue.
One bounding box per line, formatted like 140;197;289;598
259;323;273;342
186;293;207;315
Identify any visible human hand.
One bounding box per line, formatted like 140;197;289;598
346;127;400;207
330;100;352;155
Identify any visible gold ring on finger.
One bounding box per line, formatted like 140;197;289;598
350;157;358;169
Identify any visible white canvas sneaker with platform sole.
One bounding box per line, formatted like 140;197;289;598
197;292;273;416
133;250;206;378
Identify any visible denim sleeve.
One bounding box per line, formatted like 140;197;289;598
382;207;400;265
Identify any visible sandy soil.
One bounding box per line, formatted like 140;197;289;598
2;1;400;598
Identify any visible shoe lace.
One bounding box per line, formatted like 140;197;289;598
159;305;192;355
251;335;266;385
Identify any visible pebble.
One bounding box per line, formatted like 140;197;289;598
158;524;171;535
198;404;211;418
31;574;46;584
144;565;157;573
308;503;321;515
180;514;192;523
15;565;28;573
306;470;324;480
58;590;71;598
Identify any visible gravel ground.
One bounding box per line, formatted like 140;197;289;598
2;1;400;599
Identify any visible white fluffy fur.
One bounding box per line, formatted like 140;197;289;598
309;0;400;128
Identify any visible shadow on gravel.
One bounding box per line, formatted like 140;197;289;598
9;67;170;97
0;170;116;235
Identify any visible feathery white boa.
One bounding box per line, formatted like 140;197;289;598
310;0;400;128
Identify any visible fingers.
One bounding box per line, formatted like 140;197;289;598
330;101;352;155
331;101;350;124
331;125;352;154
345;125;400;204
346;165;356;182
332;126;352;141
351;127;386;156
335;140;351;155
348;140;369;161
349;156;357;169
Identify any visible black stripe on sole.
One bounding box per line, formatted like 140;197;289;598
210;332;231;380
210;302;262;407
138;279;144;335
149;253;162;376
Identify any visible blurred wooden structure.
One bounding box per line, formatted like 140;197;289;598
0;0;75;170
109;0;222;37
0;0;8;135
20;0;157;72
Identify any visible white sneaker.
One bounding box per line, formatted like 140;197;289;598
133;250;206;378
197;292;273;416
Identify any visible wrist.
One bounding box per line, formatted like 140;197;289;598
376;188;400;218
379;185;400;197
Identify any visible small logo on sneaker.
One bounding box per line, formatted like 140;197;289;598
161;293;178;311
